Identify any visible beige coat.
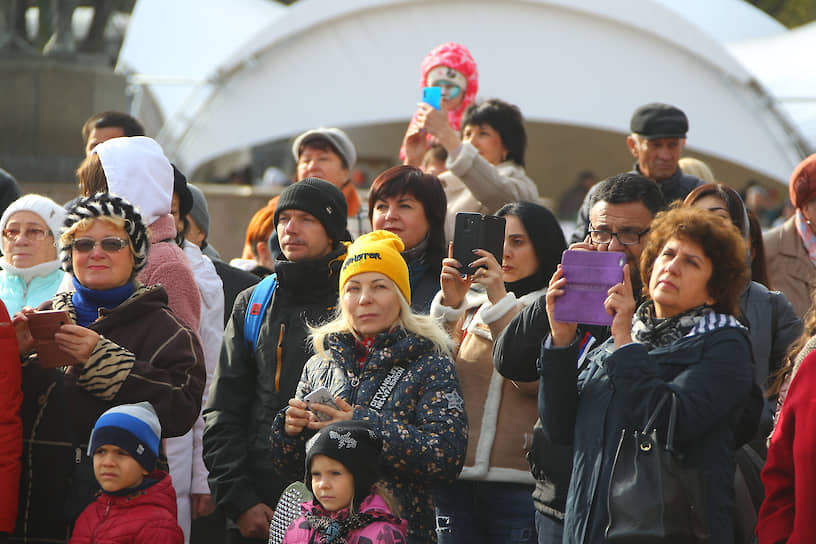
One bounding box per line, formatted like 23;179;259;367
431;287;542;484
439;142;540;242
764;216;816;319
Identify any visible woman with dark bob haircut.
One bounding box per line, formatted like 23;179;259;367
369;165;447;312
541;206;755;543
403;98;539;240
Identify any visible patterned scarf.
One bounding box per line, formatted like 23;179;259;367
304;508;398;544
794;210;816;267
631;300;711;351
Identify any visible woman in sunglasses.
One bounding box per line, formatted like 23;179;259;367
0;194;66;314
11;192;205;542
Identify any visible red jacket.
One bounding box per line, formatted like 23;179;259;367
0;300;21;533
758;349;816;543
69;471;183;543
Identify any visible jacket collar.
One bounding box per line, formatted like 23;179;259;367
327;328;435;374
274;243;347;297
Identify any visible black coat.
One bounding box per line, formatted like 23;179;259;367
539;312;753;544
202;246;346;522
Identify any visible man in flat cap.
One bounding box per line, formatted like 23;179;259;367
569;103;704;243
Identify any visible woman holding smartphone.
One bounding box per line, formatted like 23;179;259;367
403;98;539;240
542;206;753;544
268;231;467;544
430;201;566;543
11;193;204;542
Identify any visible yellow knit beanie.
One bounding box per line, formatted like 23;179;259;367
339;230;411;304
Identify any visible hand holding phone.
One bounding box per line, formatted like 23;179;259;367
553;250;626;326
452;213;506;276
27;310;79;368
303;386;340;422
422;86;442;110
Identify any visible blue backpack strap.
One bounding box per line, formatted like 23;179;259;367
243;273;278;353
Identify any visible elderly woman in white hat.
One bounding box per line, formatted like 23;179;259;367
0;194;66;314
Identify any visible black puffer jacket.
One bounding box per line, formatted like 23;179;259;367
202;245;346;522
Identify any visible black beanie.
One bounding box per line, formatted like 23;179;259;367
305;421;382;508
273;177;347;244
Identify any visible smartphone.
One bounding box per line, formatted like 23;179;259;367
452;212;506;276
303;386;339;422
553;250;626;326
27;310;77;368
28;310;70;340
422;86;442;110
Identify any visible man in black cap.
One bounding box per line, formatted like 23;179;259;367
569;102;703;243
203;178;349;544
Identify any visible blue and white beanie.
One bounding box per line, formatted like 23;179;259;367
88;402;161;472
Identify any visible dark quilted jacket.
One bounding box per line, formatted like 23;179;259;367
269;328;468;543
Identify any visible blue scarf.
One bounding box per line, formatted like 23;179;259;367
71;276;136;327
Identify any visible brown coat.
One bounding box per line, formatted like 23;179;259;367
764;216;816;319
431;288;541;483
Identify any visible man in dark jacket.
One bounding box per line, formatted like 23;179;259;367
203;178;349;543
494;173;664;543
570;103;703;243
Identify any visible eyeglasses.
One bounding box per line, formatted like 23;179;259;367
71;237;130;253
2;227;51;242
588;227;650;246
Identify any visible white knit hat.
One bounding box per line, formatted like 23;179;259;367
94;136;173;227
0;194;66;242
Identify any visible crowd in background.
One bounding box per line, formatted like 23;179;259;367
1;41;816;544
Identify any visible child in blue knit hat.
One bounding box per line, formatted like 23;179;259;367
69;402;183;543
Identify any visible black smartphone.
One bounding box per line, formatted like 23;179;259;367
452;212;506;275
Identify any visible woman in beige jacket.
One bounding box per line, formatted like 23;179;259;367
430;201;565;544
404;98;540;242
765;153;816;319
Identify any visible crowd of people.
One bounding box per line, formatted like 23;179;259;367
1;41;816;544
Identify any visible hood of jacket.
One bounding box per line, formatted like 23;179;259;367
95;136;173;226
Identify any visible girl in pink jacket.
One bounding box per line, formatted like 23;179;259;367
282;421;406;544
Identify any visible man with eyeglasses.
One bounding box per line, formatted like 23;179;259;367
492;172;664;544
569;103;703;244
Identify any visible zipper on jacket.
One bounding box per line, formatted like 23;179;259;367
91;497;112;542
275;322;286;391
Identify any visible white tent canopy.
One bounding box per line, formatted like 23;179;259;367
120;0;809;184
728;21;816;154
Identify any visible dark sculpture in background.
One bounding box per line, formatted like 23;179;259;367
0;0;131;60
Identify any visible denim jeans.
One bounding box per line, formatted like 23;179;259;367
534;510;564;544
435;480;536;544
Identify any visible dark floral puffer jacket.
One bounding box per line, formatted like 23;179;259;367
269;328;467;543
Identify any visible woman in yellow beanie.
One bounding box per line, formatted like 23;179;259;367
267;230;467;543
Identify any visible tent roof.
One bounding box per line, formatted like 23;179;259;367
121;0;810;183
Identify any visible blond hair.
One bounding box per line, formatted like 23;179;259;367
310;279;451;360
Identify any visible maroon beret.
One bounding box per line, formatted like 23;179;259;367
789;154;816;210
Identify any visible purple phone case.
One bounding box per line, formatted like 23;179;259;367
554;250;626;326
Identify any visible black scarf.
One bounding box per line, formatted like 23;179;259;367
504;270;547;298
304;507;399;544
631;301;711;351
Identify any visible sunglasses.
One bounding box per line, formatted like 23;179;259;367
71;237;130;253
